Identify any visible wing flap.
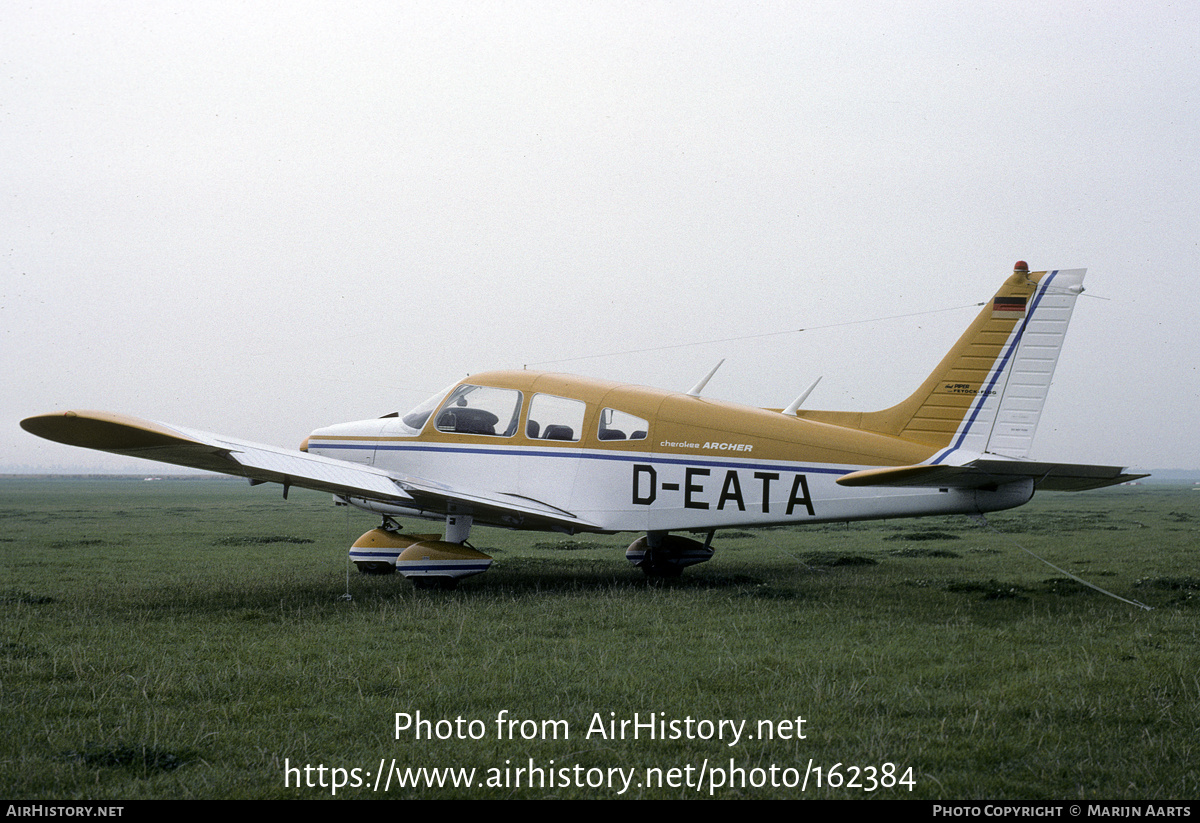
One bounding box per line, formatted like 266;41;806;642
837;459;1147;491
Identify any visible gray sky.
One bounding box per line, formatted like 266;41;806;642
4;1;1198;473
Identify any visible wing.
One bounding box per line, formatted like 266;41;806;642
20;410;603;531
836;458;1148;491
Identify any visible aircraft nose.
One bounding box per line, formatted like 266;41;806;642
299;436;310;452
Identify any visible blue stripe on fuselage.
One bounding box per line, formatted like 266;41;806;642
307;441;852;476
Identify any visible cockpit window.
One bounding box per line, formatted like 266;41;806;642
526;394;586;442
598;408;648;441
433;384;523;437
396;384;456;435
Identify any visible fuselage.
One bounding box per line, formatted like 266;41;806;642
304;370;1033;533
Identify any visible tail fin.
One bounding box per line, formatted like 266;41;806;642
801;263;1086;458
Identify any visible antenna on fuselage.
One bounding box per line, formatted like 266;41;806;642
782;377;822;416
686;359;725;397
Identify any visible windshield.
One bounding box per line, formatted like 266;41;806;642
397;384;457;435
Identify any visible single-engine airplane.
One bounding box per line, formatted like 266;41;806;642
22;263;1145;587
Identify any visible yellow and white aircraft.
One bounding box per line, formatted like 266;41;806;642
22;263;1144;587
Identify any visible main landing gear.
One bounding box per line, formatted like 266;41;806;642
348;514;492;590
349;518;716;587
625;530;715;578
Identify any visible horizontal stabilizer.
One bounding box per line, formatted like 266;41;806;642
836;459;1147;491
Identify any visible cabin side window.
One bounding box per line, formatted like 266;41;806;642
598;408;648;441
526;394;586;442
433;385;523;437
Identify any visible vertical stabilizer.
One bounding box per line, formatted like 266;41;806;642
800;263;1087;459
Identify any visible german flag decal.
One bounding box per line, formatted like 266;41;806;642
992;295;1027;319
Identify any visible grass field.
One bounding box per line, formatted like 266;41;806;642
2;476;1197;799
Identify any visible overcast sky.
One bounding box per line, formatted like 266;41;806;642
4;1;1198;474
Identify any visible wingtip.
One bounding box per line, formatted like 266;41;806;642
20;411;81;440
19;410;197;451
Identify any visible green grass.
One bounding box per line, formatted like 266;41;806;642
2;477;1197;798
